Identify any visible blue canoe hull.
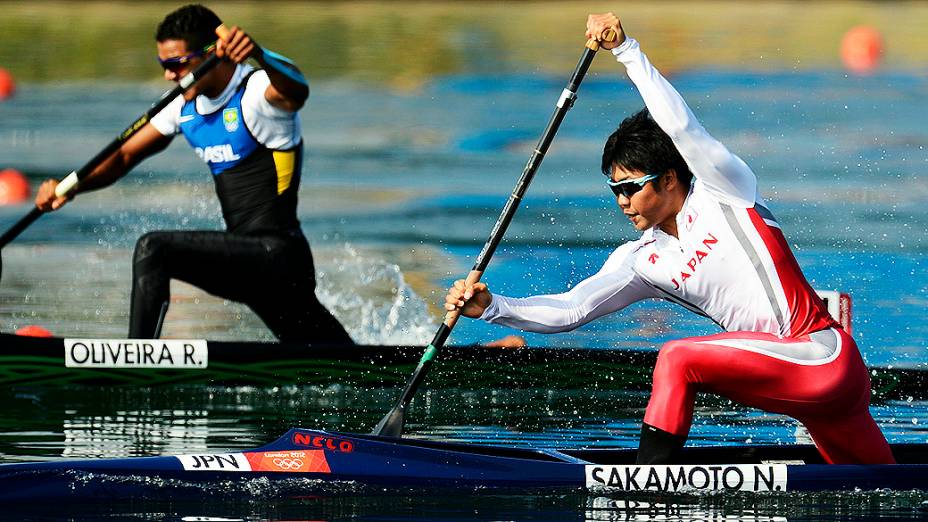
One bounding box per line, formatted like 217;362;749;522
1;428;926;501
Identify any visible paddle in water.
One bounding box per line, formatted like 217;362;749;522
373;30;616;437
0;25;230;282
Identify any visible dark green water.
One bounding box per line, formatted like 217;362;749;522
3;383;928;520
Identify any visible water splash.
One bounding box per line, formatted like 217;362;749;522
315;243;437;345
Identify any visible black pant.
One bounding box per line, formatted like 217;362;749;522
128;229;353;344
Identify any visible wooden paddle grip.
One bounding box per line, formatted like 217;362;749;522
443;269;485;329
586;28;618;51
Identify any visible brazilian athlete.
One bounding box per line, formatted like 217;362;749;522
35;4;352;344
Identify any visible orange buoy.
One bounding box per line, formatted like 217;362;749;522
0;68;14;100
0;168;29;205
841;26;883;75
15;325;54;337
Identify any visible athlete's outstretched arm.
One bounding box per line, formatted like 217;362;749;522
34;123;172;211
601;14;757;206
479;241;656;333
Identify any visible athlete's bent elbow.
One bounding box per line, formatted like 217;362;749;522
272;91;308;112
290;84;309;109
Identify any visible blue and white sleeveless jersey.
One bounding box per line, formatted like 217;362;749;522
150;65;304;234
179;77;260;175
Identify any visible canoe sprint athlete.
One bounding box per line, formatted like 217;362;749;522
445;13;894;465
35;4;353;344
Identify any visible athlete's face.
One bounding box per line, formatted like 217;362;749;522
610;166;681;234
157;39;206;100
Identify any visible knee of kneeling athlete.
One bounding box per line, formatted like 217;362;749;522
133;232;170;265
655;339;692;363
651;339;695;378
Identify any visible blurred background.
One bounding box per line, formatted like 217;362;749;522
0;1;924;358
0;4;926;518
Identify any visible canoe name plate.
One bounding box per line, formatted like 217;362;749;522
585;464;788;492
64;339;208;368
176;450;331;473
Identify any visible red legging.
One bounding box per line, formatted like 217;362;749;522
643;328;895;464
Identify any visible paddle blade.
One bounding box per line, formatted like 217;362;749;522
372;403;406;437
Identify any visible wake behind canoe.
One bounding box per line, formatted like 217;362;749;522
2;428;927;502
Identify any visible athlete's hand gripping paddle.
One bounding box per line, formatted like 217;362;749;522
373;30;617;438
0;25;231;282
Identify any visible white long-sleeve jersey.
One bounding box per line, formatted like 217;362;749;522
480;38;836;339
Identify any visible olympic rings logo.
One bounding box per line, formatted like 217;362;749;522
272;458;304;470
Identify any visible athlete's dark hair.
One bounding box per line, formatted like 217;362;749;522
601;108;693;191
155;4;222;51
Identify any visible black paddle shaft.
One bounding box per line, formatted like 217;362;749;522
0;54;223;251
373;37;611;438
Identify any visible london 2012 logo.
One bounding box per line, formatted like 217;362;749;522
223;108;240;133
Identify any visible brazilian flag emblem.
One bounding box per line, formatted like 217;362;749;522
223;108;240;133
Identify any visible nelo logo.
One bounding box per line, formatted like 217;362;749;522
292;433;354;453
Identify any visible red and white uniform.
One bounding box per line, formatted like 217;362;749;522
479;38;894;464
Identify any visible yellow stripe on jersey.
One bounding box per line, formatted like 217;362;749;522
273;150;295;195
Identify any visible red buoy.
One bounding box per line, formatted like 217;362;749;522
0;68;15;100
15;325;54;337
841;26;883;75
0;168;29;205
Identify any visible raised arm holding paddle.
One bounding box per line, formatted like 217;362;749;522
444;12;895;466
25;4;351;344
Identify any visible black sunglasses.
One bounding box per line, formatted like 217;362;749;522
607;173;660;198
157;42;216;73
